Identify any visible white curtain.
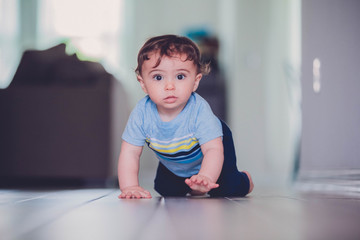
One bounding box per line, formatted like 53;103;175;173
0;0;20;88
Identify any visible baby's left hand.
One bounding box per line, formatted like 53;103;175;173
185;174;219;195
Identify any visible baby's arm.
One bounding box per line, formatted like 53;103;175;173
185;137;224;194
118;141;152;199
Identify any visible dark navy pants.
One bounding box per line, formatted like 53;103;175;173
154;120;250;197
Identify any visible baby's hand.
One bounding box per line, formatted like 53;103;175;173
185;174;219;195
118;186;152;199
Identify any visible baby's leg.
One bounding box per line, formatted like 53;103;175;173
209;120;254;197
154;162;191;197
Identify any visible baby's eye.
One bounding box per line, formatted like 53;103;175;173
176;74;185;80
153;75;163;81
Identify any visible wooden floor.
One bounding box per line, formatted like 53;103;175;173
1;185;360;240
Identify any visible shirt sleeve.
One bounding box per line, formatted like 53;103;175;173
194;98;223;145
121;104;147;146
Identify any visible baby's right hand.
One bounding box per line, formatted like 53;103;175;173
118;186;152;199
185;174;219;195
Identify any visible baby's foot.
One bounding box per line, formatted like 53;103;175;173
243;171;254;194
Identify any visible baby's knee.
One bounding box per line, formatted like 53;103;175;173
209;171;252;197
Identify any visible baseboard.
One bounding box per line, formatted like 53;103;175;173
295;169;360;196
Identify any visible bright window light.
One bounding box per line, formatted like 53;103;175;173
0;0;20;88
38;0;122;72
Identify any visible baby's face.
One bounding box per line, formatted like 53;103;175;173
137;51;202;120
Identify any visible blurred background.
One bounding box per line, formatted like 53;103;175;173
0;0;359;190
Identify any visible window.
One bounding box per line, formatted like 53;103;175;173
0;0;20;88
37;0;123;74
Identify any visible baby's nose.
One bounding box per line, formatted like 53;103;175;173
165;80;175;90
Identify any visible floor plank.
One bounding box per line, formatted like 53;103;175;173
1;187;360;240
0;189;114;240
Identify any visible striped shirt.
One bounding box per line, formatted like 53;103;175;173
122;93;222;177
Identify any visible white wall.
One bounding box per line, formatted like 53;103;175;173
225;0;301;186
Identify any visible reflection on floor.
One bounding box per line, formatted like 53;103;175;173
1;185;360;240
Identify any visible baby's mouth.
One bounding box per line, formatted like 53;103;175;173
164;96;177;103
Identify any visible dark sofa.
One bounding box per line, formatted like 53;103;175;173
0;44;130;187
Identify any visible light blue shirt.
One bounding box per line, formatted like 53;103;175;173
122;93;223;177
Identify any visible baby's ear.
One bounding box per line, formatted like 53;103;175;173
136;74;143;82
193;73;202;92
137;75;148;94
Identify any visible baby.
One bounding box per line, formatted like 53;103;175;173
118;34;253;198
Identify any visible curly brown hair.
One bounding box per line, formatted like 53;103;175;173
135;34;210;76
